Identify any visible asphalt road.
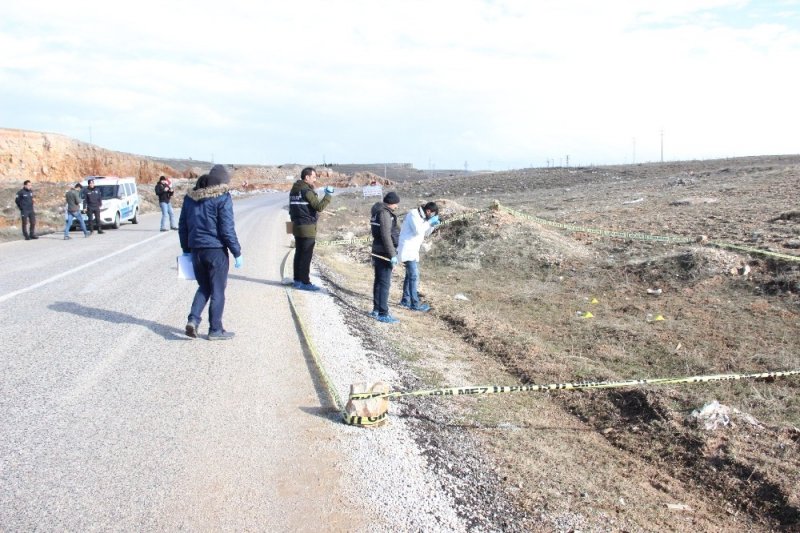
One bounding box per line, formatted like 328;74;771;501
0;193;356;530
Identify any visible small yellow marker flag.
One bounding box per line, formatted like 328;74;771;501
590;298;599;304
654;314;665;321
583;311;594;318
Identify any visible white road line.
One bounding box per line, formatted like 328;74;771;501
0;232;170;304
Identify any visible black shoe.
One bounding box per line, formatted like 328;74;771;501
98;230;105;234
160;229;169;232
30;235;39;239
208;330;235;341
24;236;30;240
170;227;179;230
185;322;198;338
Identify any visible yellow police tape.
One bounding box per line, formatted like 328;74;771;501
282;250;345;414
347;370;800;403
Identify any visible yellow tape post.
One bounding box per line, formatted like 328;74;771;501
344;370;800;426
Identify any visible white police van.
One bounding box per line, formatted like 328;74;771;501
79;176;140;229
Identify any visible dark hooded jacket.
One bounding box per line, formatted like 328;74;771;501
370;202;399;258
178;183;241;257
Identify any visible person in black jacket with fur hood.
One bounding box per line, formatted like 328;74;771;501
178;164;242;341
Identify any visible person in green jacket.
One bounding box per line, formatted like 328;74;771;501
289;167;333;291
63;182;89;239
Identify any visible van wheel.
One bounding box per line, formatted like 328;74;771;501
131;208;139;224
112;212;121;229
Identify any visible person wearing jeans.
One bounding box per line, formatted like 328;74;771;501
155;175;178;231
370;192;401;323
178;164;243;340
396;202;440;311
63;182;89;239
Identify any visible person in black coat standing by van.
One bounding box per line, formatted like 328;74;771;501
83;178;104;234
179;164;243;341
15;180;37;240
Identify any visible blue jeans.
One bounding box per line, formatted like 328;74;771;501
64;211;88;236
372;258;393;316
400;260;420;307
160;202;177;230
188;248;229;333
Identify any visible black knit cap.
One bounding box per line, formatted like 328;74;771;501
383;191;400;204
206;164;230;187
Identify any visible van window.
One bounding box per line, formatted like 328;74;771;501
125;183;134;195
95;185;119;199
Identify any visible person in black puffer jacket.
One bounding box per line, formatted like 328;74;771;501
178;164;243;341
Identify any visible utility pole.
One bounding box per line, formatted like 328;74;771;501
660;129;664;162
565;155;569;168
632;137;636;164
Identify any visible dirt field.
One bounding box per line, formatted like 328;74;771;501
314;155;800;530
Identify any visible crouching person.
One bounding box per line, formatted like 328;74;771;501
397;202;440;311
178;164;243;340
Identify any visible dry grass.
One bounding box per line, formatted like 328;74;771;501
314;156;800;529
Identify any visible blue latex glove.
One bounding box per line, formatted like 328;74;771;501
234;255;243;269
182;252;191;257
428;215;440;226
390;256;398;266
324;185;335;195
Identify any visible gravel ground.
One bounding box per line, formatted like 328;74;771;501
290;262;539;531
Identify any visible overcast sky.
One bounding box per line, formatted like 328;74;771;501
2;0;799;170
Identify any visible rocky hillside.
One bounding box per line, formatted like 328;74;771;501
0;128;184;184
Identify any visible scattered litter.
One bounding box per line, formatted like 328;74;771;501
590;298;599;304
646;288;662;296
623;198;644;205
666;503;692;512
690;400;761;430
729;264;751;276
454;293;470;301
646;313;665;322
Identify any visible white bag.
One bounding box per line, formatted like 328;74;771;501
177;255;195;280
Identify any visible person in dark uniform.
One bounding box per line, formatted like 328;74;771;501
370;192;401;323
15;180;37;240
83;178;104;234
288;167;333;291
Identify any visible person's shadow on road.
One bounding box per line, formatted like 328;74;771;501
227;274;291;288
49;301;188;341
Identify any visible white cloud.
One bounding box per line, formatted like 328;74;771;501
1;0;798;167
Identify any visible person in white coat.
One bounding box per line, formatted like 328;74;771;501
396;202;440;311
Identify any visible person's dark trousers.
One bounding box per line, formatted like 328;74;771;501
87;208;103;232
188;248;229;334
293;236;316;284
20;212;35;239
372;257;393;316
